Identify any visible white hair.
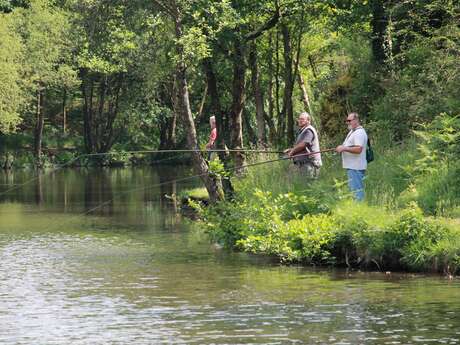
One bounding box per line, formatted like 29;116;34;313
299;112;311;121
348;112;360;121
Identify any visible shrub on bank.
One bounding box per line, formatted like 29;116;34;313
196;190;460;274
237;213;337;264
197;189;330;249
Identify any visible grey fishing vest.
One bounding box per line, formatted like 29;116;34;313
297;125;322;166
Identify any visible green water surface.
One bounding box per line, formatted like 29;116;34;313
1;167;459;344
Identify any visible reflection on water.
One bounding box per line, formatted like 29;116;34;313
1;167;460;344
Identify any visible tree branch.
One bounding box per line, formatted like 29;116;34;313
244;7;282;41
151;0;175;18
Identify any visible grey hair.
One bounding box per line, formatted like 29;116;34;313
348;112;360;121
299;112;311;121
209;116;216;123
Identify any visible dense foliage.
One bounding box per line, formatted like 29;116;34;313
0;0;458;161
190;113;460;274
193;147;460;273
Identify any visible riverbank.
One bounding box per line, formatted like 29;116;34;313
188;124;460;275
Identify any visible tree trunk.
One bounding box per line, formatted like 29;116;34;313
248;42;266;147
101;74;123;152
167;111;177;148
308;55;318;78
34;89;45;159
81;72;123;154
281;22;294;145
194;81;208;126
62;88;67;134
297;72;316;124
243;108;257;145
266;33;277;145
174;16;223;203
370;0;388;64
275;28;282;144
166;78;178;149
230;37;246;173
82;71;95;153
203;57;234;199
203;58;225;143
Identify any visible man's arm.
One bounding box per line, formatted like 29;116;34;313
336;130;365;154
288;129;314;157
288;142;308;157
335;145;363;154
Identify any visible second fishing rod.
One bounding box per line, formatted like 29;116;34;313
0;147;336;197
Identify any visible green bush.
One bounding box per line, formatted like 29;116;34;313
196;189;330;250
237;214;337;263
381;204;443;268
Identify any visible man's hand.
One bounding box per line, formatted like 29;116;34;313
335;145;346;153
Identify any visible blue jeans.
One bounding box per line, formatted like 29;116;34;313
347;169;366;201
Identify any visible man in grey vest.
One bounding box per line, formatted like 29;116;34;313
285;112;322;178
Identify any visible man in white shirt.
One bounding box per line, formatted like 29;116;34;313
335;112;368;201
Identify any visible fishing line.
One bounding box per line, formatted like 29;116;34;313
80;148;336;217
0;148;283;197
2;148;335;231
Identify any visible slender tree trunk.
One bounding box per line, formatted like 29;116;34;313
82;72;95;153
230;37;246;173
297;72;314;120
308;55;318;78
174;16;223;203
81;71;123;154
267;33;276;145
96;76;107;150
370;0;388;64
194;81;208;126
159;118;169;150
281;22;294;145
62;88;67;134
168;77;179;149
203;57;234;199
34;89;45;159
102;74;123;152
249;42;266;147
167;112;177;148
243;108;257;145
203;58;224;143
275;28;282;144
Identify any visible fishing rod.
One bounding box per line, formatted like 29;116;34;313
0;147;335;197
82;148;286;156
0;151;186;196
0;148;284;197
4;147;336;231
80;147;337;216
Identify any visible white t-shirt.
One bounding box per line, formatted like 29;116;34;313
342;127;368;170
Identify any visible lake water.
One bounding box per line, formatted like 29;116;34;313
1;167;460;344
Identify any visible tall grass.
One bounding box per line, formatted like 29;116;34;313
236;136;420;211
194;134;460;275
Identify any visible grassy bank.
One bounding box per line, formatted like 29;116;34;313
191;116;460;275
